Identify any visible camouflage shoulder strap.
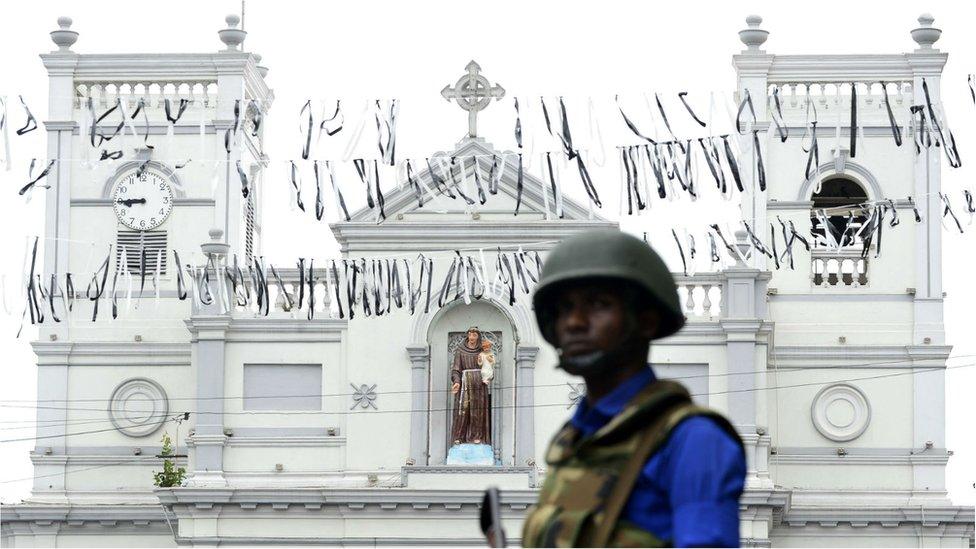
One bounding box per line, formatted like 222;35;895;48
588;401;705;547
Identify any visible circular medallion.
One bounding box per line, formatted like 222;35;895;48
811;383;871;442
108;378;169;438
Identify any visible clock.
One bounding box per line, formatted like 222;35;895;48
112;168;175;231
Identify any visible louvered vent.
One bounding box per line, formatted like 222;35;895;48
115;230;167;275
244;190;256;265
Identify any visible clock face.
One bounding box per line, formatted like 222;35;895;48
112;169;174;231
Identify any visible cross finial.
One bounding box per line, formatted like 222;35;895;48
440;60;505;138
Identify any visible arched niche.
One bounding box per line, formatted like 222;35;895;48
405;294;538;467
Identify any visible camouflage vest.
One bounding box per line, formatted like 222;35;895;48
521;379;743;548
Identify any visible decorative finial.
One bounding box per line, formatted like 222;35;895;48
440;60;505;138
50;16;79;53
253;54;269;79
201;227;230;259
911;13;941;50
738;15;769;52
218;13;247;51
733;229;751;265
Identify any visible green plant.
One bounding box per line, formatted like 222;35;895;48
153;432;186;488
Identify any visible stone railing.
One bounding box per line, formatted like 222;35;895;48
74;81;219;109
232;267;333;317
673;272;725;320
753;81;914;118
811;250;868;287
188;266;334;317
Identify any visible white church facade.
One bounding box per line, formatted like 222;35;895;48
2;12;974;548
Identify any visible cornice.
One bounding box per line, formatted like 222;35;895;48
330;221;617;253
39;52;272;105
223;317;346;343
155;486;541;513
772;345;951;366
30;341;190;367
43;120;78;131
782;504;973;528
72;198;215;207
753;53;947;82
41;52;242;81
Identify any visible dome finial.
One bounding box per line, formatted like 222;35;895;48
218;13;247;51
738;15;769;53
50;16;79;53
911;13;941;50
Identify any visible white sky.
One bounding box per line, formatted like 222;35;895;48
0;0;973;507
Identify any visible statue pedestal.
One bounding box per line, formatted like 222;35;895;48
446;443;495;466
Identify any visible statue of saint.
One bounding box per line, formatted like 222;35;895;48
450;327;492;446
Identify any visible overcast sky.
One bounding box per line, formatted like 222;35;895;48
0;0;973;506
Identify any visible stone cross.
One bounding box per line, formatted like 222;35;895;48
441;61;505;138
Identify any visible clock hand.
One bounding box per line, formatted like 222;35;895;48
116;198;147;207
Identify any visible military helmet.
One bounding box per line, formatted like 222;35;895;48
532;229;685;344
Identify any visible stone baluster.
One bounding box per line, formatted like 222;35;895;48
702;284;714;316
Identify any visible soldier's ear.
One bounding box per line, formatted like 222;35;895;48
636;309;661;340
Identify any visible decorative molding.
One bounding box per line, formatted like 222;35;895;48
405;344;431;368
515;345;539;367
350;383;378;410
401;465;537;489
407;291;536;347
332;222;616;253
42;120;79;131
810;383;871;442
31;341;191;367
221;318;346;343
40;52;271;102
341;138;608;225
768;199;916;211
31;453;186;466
734;53;948;82
71;197;214;206
566;382;586;409
99;159;187;199
767;200;815;211
768;293;913;302
772;454;949;466
772;344;952;365
797;159;882;202
225;436;346;447
71;123;218;136
108;377;170;438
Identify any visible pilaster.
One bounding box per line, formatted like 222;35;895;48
514;345;539;466
185;315;232;487
405;344;431;465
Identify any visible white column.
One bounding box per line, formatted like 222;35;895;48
186;315;231;487
405;345;431;465
908;54;947;345
515;345;538;466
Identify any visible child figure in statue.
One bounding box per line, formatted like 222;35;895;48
478;340;495;386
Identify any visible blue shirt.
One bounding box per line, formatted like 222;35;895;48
569;367;745;548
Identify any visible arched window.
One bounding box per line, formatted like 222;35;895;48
810;177;870;287
810;177;869;248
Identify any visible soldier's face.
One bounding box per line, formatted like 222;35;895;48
553;283;632;360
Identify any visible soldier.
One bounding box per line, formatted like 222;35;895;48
522;229;746;548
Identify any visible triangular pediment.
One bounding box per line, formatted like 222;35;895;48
343;138;608;223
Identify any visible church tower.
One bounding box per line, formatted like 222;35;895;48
734;14;968;543
30;13;271;502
